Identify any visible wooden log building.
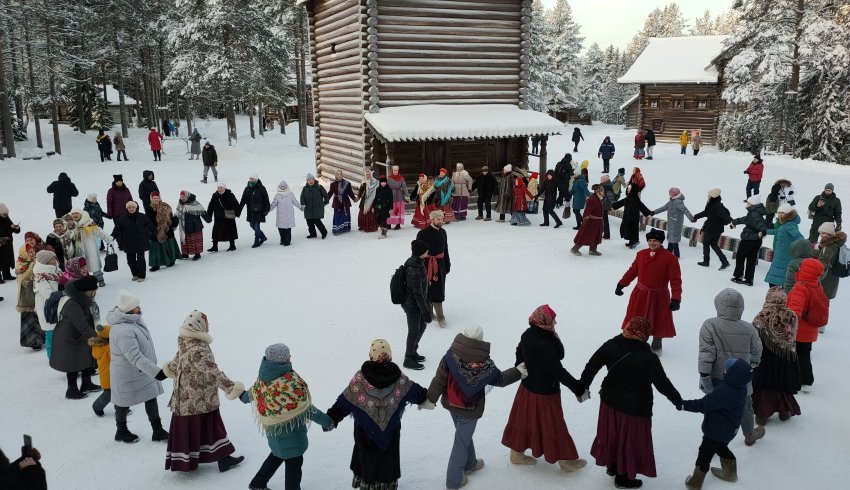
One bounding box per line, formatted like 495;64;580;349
618;36;729;145
298;0;563;184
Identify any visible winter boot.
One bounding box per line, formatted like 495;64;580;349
434;303;447;327
217;455;245;472
80;378;102;393
570;247;582;256
697;261;710;267
509;450;536;465
719;261;731;271
379;227;388;238
464;458;484;475
447;474;468;490
475;215;483;220
65;386;88;400
227;241;237;251
201;178;207;184
149;266;160;272
685;467;707;489
192;254;201;261
115;423;140;444
589;247;601;256
181;254;190;259
97;278;106;287
483;217;492;221
412;353;426;362
403;358;425;370
744;426;765;446
251;238;261;248
558;458;587;473
710;458;737;482
778;411;792;421
614;475;643;488
151;418;169;442
208;242;219;252
650;337;662;353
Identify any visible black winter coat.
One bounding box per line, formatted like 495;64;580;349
138;171;160;215
0;215;20;270
682;358;751;443
515;326;579;395
611;187;652;242
732;203;768;241
46;173;79;214
50;281;98;373
401;255;430;314
576;335;682;418
554;157;574;201
416;225;450;303
300;184;329;220
694;196;731;243
179;195;211;234
374;185;393;223
207;190;240;241
646;130;657;146
240;181;271;223
202;145;218;166
45;234;66;271
808;192;842;227
112;211;156;254
535;178;559;209
471;172;498;198
571;128;584;143
0;449;47;490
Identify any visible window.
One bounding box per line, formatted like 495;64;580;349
672;97;684;109
697;99;708;110
649;98;659;109
652;119;664;132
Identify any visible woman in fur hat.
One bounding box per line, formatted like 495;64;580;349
327;339;429;489
163;310;245;472
176;190;211;259
240;343;334;489
411;173;436;229
147;192;181;271
34;250;61;357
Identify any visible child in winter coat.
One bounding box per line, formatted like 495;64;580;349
89;324;112;416
652;187;695;258
241;344;334;490
682;358;752;489
424;326;524;490
730;195;768;285
269;180;304;246
744;155;764;198
33;250;61;358
680;130;690;155
570;173;590;230
787;258;829;393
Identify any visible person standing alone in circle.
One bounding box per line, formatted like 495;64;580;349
401;239;431;370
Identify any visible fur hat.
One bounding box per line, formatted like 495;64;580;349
36;250;56;264
503;164;512;173
463;325;484;341
623;317;651;342
87;193;98;202
778;203;794;214
825;183;835;191
646;228;666;244
617;168;625;175
411;239;428;256
818;222;836;235
116;289;140;313
74;275;99;292
708;188;721;198
746;194;761;206
369;339;392;364
113;174;123;183
265;343;291;364
668;187;681;198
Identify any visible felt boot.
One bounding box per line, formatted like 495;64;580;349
509;450;536;465
685;467;707;489
710;458;737;482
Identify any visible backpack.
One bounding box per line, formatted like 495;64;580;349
446;372;482;410
44;290;66;325
830;244;850;278
802;283;830;328
390;264;407;305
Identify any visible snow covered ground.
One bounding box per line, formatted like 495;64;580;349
1;118;848;489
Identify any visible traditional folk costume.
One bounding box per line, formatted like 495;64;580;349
450;164;473;220
148;193;181;268
329;172;356;235
386;167;409;228
433;168;456;223
357;172;380;233
175;191;210;256
411;175;436;229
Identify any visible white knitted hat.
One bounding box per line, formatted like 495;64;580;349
116;290;140;313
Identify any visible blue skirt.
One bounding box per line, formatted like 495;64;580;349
333;209;352;235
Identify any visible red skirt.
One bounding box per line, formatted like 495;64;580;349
412;204;435;229
442;204;456;223
501;385;579;464
165;409;235;472
181;231;204;255
358;208;378;232
752;390;801;420
590;402;656;480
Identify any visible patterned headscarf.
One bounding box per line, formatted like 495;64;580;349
369;339;392;364
623;317;652;342
752;287;798;359
529;304;557;332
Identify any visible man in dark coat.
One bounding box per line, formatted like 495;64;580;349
611;183;652;248
536;170;562;227
645;129;657;160
693;188;732;269
416;210;450;327
571;127;584;152
300;173;329;239
46;173;79;218
201;142;218;183
471;166;498;221
0;203;20;282
807;183;841;243
401;240;431;370
239;174;271;247
111;201;156;281
138;170;160;216
49;275;102;399
554;154;574;206
0;447;47;490
207;183;241;251
597;137;616;173
106;175;133;224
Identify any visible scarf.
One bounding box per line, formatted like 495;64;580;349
443;350;498;399
389;172;405;182
152;201;174;243
752;288;798;360
250;360;313;436
433;174;454;206
336;179;351;204
362;177;379;210
418;179;435;209
342;369;412;433
16;244;35;278
33;262;61;285
176;195;206;239
529;304;557;333
276;186;291;198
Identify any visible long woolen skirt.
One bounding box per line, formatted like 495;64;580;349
20;312;44;349
441;204;456;223
149;237;181;267
165;409;235;472
181;231;204;255
501;385;579;464
590;402;657;480
752;348;802;420
412;204;435;229
358;208;378;232
386;201;406;226
451;196;469;219
332;208;352;235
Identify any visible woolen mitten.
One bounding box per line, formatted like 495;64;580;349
615;284;625;296
516;362;528;379
699;375;714;394
669;299;680;311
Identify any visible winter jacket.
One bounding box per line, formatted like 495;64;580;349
0;448;47;490
202;145;218;166
83;200;105;229
816;231;847;299
645;130;656;146
207;189;240;242
693;196;731;244
114;134;125;151
328;179;355;210
807;192;842;230
776;180;796;206
470;172;497;199
426;334;521;419
598;139;616;160
679;131;690;147
375;184;393;222
611;186;652;243
698;289;762;391
33;261;59;331
494;173;514;215
270;189;303;229
634;132;646;149
601;181;616;211
96;134;112;153
300;182;329;220
88;324;111;389
112;211;156;254
577;334;682;418
401;255;429;315
46;173;79;214
138;171;159;214
745;161;764;182
784;239;815;293
387;176;409;203
515;326;579;395
147;130;163;151
788;259;828;343
554;156;574;200
106;183;133;220
691;133;702;150
535;177;559;210
618;247;682;339
765;210;805;286
49;281;98;373
571;128;584;143
732;203;768;241
652;194;695;244
612;173;627;198
190;131;202;154
108;308;164;407
570;175;590;210
451;169;473;198
682;358;752;444
240;180;271;223
175;194;210;235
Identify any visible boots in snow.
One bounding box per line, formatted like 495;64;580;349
558;459;587;473
434;303;447;327
719;261;731;271
201;178;207;184
744;426;765;446
115;423;140;444
217;455;245;472
697;261;710;267
403;358;424;370
589;247;601;256
80;379;102;393
379;227;388;239
447;474;468;490
710;457;737;482
685;467;707;489
227;241;237;251
208;242;219;252
614;475;643;488
464;458;484;475
509;450;536;465
192;254;201;261
570;247;581;256
650;337;662;353
151;418;169;442
65;386;88;400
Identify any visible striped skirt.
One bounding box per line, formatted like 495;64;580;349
20;312;44;350
181;231;204;255
333;208;352;235
165;409;235;472
358;208;378;232
412;204;435;229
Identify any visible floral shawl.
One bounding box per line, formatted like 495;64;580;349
151;200;174;243
250;359;313;436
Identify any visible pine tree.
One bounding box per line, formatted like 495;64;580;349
625;3;687;62
90;95;114;131
579;43;605;121
545;0;584;110
526;0;558;112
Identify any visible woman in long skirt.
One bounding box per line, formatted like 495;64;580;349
574;317;683;489
411;174;436;229
33;250;61;357
148;192;181;271
451;163;472;220
175;191;210;260
432;168;456;223
356;169;379;233
509;178;533;226
752;287;802;423
502;305;586;472
329;170;356;235
386;165;409;229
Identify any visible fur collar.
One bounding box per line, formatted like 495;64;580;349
779;209;798;224
178;327;213;344
88;336;109;347
821;231;847;248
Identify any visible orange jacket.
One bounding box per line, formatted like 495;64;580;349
787;259;828;343
88;325;111;389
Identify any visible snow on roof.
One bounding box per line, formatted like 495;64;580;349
618;36;729;84
619;93;639;110
364;104;563;142
103;85;137;106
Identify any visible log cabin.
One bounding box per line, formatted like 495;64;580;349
297;0;563;184
620;93;639;129
618;36;729;145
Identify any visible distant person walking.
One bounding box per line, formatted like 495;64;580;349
572;127;584;152
598;137;615;173
201;142;218;183
189;129;202;160
114;132;128;161
645;129;656;160
46;173;79;218
691;130;702;156
148;127;164;161
744;155;764;198
96;130;113;162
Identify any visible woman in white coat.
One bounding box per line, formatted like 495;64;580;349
33;250;61;358
269;180;303;246
69;210;113;287
451;163;473;220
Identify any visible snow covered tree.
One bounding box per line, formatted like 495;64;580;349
90;95;114;131
579;43;605;121
525;0;558;112
625;3;687;62
545;0;583;110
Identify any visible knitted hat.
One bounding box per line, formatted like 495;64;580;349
113;174;123;182
723;357;739;374
125;200;138;209
116;289;140;313
249;173;259;180
25;231;36;240
278;180;289;191
179;190;189;198
463;325;484;341
818;222;836;235
581;160;589;169
825;183;835;191
429;209;444;220
708;188;721;198
618;168;625;175
0;203;8;215
369;339;392;364
623;317;651;342
646;228;666;244
36;250;56;264
668;187;681;198
503;164;512;173
265;343;291;364
778;203;793;214
411;239;428;256
87;193;98;202
74;275;99;292
529;304;556;330
746;194;761;206
306;173;315;181
150;191;160;199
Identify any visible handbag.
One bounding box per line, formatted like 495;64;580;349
526;200;539;214
224;209;236;220
103;245;119;272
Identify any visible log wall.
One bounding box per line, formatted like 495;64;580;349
637;83;722;144
386;136;526;183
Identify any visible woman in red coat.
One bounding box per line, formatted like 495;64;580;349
572;185;605;256
148;128;164;161
633;130;646;160
786;258;829;393
615;228;682;353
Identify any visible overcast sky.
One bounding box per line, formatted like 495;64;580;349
540;0;734;50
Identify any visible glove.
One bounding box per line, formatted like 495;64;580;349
614;284;625;296
576;390;591;403
419;400;436;410
669;299;680;311
699;375;714;394
516;362;528;379
155;369;167;381
424;314;433;323
743;170;748;174
675;402;683;411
